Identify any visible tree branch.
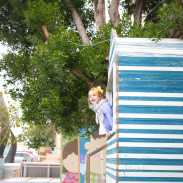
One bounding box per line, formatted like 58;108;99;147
41;25;50;44
65;0;90;45
70;68;93;87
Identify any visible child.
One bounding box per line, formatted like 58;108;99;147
88;86;113;137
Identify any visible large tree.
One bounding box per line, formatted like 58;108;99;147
0;0;182;135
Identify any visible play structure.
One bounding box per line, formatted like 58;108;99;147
106;29;183;182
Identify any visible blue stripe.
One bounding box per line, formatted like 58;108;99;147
117;147;183;154
118;177;183;182
118;138;183;143
119;86;183;93
107;147;117;155
118;80;183;90
118;129;183;134
119;118;183;125
106;171;116;180
118;96;183;101
118;105;183;114
118;57;183;67
107;139;116;147
119;71;183;82
108;158;183;165
109;45;115;68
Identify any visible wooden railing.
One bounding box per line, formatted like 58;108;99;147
86;144;107;183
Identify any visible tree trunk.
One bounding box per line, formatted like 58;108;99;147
0;95;9;158
94;0;106;31
5;131;17;163
65;0;90;45
134;0;145;23
0;124;8;158
108;0;120;27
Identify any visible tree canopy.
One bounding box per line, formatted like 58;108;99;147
0;0;182;135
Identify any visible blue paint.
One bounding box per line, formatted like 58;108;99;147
107;148;117;155
118;57;183;67
118;105;183;114
118;177;183;182
107;31;183;183
108;158;183;165
107;139;117;147
114;147;183;154
118;129;183;134
118;71;183;82
119;86;183;93
118;138;183;143
106;171;116;180
118;80;183;90
118;118;183;125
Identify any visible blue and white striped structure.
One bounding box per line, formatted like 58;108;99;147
106;29;183;183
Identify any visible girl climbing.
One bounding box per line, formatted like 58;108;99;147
88;86;113;137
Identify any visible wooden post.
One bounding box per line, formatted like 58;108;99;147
78;134;80;183
60;133;62;183
86;144;107;183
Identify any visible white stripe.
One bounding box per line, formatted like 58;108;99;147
119;133;183;139
107;168;183;177
109;41;115;61
119;100;183;106
118;66;183;71
107;143;116;151
119;113;183;119
119;124;183;130
118;142;183;148
106;174;116;183
117;165;183;171
117;47;183;56
107;154;117;159
119;92;183;98
106;163;116;170
116;37;183;43
119;172;183;178
118;153;183;159
108;51;116;79
107;133;116;144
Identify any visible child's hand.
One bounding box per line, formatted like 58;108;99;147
107;131;112;138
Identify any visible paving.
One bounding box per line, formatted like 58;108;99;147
0;178;61;183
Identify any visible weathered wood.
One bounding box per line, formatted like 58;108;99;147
86;144;107;183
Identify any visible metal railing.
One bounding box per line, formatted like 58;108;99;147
21;162;60;177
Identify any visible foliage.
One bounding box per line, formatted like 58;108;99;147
0;0;182;136
20;122;56;150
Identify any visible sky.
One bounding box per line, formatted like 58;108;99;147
0;43;23;137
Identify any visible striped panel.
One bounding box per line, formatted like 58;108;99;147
116;49;183;182
108;30;118;82
107;133;117;182
116;38;183;58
